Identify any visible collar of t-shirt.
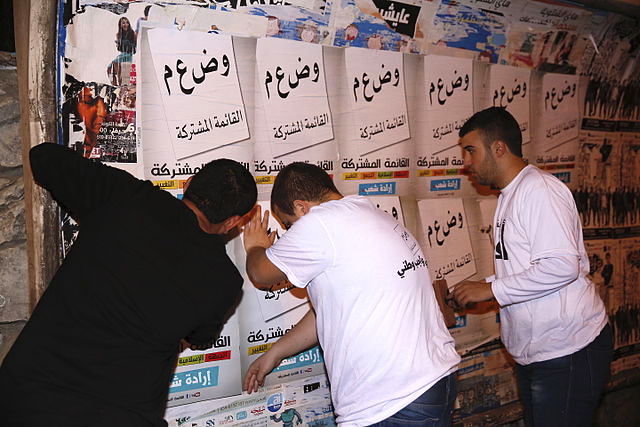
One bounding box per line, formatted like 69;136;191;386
500;164;533;196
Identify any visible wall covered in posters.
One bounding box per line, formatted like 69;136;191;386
57;0;640;425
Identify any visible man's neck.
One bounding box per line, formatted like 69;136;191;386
320;191;343;203
182;198;227;234
497;158;527;190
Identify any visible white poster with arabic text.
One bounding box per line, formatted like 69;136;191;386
253;201;310;322
539;73;579;152
228;235;325;387
167;314;241;407
147;28;249;160
487;64;531;144
419;55;473;172
417;198;477;287
140;29;253;190
256;37;334;158
345;47;409;152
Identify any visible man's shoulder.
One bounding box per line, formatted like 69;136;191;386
180;243;243;293
311;195;369;216
518;166;567;194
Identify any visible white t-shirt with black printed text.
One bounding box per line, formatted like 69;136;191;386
267;195;460;426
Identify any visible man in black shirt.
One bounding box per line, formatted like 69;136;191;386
0;143;257;426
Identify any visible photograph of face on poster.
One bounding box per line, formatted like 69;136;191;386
62;3;166;169
61;78;137;164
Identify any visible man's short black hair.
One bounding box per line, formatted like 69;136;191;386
184;159;257;224
459;107;523;157
271;162;340;215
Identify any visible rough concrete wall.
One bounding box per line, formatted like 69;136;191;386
0;54;28;362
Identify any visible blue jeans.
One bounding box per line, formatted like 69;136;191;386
369;372;457;427
515;324;613;427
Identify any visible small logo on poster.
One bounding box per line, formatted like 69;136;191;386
359;182;396;195
430;178;461;192
236;411;247;420
452;315;467;329
304;382;321;393
552;172;571;183
267;393;283;412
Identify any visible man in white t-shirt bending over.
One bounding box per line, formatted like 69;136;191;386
452;107;612;426
243;162;460;426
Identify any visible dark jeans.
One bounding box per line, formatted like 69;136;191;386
369;372;457;427
515;324;613;427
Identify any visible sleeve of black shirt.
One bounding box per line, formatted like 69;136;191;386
30;143;145;222
185;282;243;350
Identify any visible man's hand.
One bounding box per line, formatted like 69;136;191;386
243;349;284;394
243;204;277;253
451;280;495;307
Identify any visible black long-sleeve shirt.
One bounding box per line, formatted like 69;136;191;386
0;143;242;426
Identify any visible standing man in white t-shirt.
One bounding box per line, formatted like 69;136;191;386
242;162;460;426
452;107;612;427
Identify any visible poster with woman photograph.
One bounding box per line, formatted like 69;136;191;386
65;3;156;88
61;3;163;172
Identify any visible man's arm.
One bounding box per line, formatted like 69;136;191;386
243;205;287;286
453;255;580;307
243;309;318;393
487;183;583;307
452;279;494;307
29;143;143;222
454;180;586;307
489;255;579;306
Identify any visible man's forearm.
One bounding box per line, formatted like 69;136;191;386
269;310;319;360
492;255;580;306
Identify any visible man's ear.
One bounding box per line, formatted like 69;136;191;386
292;200;308;216
492;140;508;158
222;215;242;233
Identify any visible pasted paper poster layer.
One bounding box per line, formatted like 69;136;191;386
147;28;249;160
487;64;531;144
418;55;472;177
256;37;334;158
417;198;477;286
345;47;409;152
539;73;579;151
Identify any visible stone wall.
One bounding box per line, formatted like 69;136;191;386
0;53;28;362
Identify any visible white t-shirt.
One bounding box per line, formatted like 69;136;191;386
266;196;460;426
489;165;608;365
